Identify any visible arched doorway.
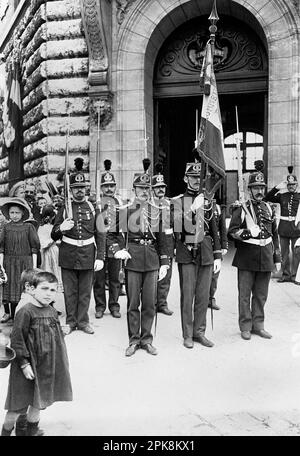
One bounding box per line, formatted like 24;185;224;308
153;15;268;201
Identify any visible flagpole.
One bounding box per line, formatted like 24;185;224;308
199;0;219;197
195;109;198;148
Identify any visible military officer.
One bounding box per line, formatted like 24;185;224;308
51;166;105;334
172;154;222;349
151;163;174;316
93;160;124;319
228;169;281;340
110;159;171;357
265;167;300;283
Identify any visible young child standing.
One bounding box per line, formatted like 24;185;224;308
37;205;63;291
0;198;40;323
1;271;73;436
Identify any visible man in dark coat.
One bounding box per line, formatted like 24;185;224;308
93;160;124;319
110;159;171;357
151;163;174;316
51;168;105;334
172;158;222;349
228;170;281;340
265;168;300;283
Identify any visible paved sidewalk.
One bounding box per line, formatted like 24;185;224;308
1;248;300;436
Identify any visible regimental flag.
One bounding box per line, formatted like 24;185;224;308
2;61;23;186
198;41;225;199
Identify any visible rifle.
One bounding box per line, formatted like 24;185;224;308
95;107;101;208
64;112;73;219
235;106;258;230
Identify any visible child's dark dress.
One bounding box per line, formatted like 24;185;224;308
0;222;40;303
5;302;73;411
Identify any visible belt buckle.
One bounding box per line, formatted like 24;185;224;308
78;239;84;247
259;239;266;246
289;216;293;222
140;239;145;245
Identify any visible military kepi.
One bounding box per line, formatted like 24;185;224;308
185;148;201;176
101;159;116;185
69;157;87;187
286;166;298;184
133;158;151;187
152;162;166;187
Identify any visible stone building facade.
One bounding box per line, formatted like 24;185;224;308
0;0;299;201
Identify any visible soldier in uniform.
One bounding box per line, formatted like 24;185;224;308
151;163;174;316
208;196;228;311
265;167;300;283
228;169;281;340
93;160;124;319
172;155;222;349
110;159;171;357
51;166;105;334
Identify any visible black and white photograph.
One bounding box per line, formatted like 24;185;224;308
0;0;300;443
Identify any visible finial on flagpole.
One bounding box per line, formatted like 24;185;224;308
208;0;219;49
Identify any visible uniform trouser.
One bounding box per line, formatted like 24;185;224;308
126;269;158;346
93;258;120;313
237;269;271;332
280;236;299;280
156;260;173;310
61;268;94;329
178;263;213;339
209;270;220;303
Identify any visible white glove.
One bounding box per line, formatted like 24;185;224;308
222;249;228;256
114;249;132;261
275;262;281;272
94;260;104;272
276;181;286;190
214;259;221;274
249;224;261;237
60;218;74;231
158;265;169;281
190;193;204;213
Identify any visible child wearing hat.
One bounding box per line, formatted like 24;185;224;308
0;198;40;323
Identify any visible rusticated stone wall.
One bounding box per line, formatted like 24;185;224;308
0;0;89;194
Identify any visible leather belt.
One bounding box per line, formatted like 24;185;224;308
130;239;154;245
62;236;95;247
280;216;296;221
243;237;272;246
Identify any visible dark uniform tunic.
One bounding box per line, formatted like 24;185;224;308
51;200;106;329
172;191;222;340
209;202;228;306
228;200;281;332
265;187;300;281
110;199;171;346
93;195;125;314
154;196;175;312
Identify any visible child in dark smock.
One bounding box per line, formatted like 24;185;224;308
1;271;73;436
0;198;40;323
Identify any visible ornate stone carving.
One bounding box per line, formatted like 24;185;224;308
116;0;138;25
90;94;113;129
155;17;267;83
80;0;109;86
